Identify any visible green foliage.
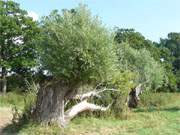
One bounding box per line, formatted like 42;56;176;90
114;28;178;91
114;28;161;60
157;33;180;90
114;28;145;49
110;71;135;93
0;90;24;108
164;72;177;92
39;5;118;84
116;43;165;90
0;1;39;92
164;33;180;59
0;85;37;111
107;71;136;117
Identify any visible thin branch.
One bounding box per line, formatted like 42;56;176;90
65;100;70;107
73;88;119;101
96;88;120;94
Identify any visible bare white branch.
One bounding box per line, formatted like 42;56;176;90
64;100;112;122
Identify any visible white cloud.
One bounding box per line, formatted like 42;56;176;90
28;11;39;21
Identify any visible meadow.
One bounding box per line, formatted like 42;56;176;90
0;92;179;135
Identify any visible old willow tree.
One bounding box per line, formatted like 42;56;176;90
0;1;39;93
34;5;118;127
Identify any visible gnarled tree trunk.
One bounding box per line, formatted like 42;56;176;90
127;84;142;108
33;81;68;127
33;81;111;127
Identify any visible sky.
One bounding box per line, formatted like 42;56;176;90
13;0;180;42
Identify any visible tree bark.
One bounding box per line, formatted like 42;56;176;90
1;67;7;94
127;84;142;108
33;81;69;127
33;82;112;127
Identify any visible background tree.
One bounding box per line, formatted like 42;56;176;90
114;28;145;49
0;1;39;93
157;33;180;90
114;28;177;92
116;43;165;91
114;28;161;61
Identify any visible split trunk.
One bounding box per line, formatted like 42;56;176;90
33;81;110;127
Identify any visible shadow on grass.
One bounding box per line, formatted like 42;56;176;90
2;118;36;134
134;106;180;113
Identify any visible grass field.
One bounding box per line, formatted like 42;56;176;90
0;92;180;135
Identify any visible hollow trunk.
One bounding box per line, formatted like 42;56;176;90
1;67;7;94
127;90;138;108
127;84;142;108
33;82;69;127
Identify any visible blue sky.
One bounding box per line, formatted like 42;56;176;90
14;0;180;42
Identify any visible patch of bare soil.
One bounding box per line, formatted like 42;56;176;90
0;107;13;134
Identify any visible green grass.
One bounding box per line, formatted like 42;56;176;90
0;91;25;109
1;92;180;135
139;91;178;107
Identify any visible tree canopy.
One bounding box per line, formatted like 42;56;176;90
0;1;39;92
116;43;165;90
39;5;118;85
157;32;180;90
0;1;39;72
